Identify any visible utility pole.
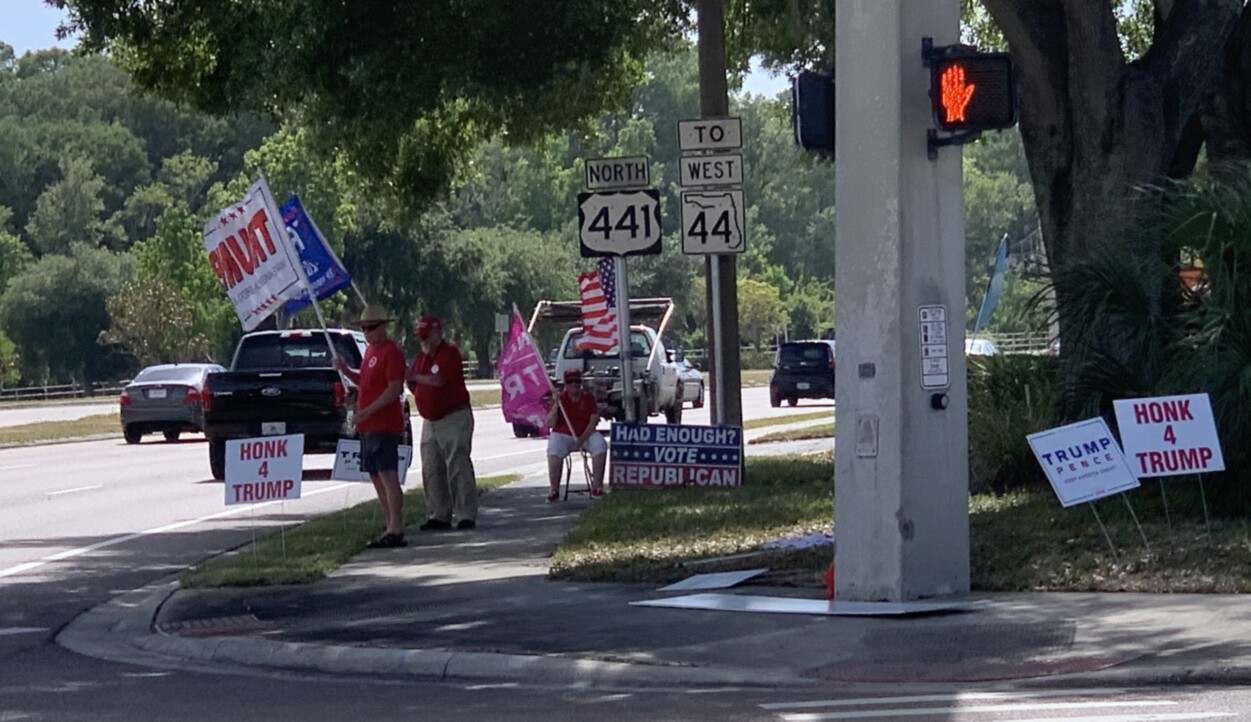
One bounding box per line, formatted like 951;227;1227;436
833;0;970;601
696;0;742;427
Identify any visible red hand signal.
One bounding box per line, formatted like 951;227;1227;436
940;64;976;123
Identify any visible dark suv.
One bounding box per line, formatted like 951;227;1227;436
769;340;836;407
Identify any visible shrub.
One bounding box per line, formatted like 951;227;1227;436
967;354;1058;494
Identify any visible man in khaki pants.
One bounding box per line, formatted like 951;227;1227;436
406;315;478;530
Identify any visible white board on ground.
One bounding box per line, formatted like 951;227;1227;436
658;568;767;592
631;593;976;616
225;434;304;505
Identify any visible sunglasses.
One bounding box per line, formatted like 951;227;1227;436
361;322;385;332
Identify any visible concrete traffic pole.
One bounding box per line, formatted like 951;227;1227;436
833;0;970;601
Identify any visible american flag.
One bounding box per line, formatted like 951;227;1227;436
576;257;619;352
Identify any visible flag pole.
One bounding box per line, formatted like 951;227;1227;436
258;172;347;375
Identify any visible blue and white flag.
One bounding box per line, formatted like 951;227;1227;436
973;233;1009;336
280;196;352;314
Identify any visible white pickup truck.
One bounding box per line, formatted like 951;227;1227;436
522;297;688;432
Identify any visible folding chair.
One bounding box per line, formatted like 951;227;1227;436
563;449;594;501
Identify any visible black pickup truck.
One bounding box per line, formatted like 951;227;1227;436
203;328;368;480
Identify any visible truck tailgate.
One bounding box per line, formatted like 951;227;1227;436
206;370;344;426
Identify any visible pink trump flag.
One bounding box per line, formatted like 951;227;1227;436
497;307;553;435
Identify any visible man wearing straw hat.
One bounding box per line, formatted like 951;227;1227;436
334;304;408;548
543;367;607;502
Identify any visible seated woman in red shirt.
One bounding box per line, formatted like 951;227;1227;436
544;367;607;502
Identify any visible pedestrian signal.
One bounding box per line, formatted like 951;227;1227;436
929;53;1017;133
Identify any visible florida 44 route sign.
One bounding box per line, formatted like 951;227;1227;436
681;189;746;255
578;190;662;257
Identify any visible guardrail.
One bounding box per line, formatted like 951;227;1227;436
0;381;127;403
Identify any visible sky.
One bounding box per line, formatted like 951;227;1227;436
3;0;79;55
2;0;788;95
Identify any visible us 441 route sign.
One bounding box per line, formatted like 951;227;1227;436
578;190;662;257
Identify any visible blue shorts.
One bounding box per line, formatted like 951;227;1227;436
360;432;400;474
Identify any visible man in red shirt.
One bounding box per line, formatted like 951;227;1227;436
334;305;408;548
406;315;478;530
544;367;606;502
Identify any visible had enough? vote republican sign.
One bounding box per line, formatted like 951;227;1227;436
609;423;742;488
225;434;303;505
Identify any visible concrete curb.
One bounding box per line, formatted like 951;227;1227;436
58;581;815;688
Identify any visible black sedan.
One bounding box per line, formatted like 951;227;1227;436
119;363;225;443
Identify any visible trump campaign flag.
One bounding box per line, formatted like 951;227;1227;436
576;257;619;352
203;178;303;331
497;307;553;434
280;196;352;314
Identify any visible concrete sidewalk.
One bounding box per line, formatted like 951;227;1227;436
58;438;1251;689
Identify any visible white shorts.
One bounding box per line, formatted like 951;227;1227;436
546;431;607;458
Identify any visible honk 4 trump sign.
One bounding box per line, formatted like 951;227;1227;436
203;178;303;331
1113;393;1225;478
1027;417;1139;507
225;434;304;505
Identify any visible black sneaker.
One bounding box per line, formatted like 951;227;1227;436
419;519;452;531
367;533;407;548
456;519;476;530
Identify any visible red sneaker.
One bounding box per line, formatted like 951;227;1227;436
546;491;560;503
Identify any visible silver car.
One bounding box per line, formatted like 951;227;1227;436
119;363;226;444
675;358;705;408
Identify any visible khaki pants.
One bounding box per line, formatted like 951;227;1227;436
420;406;477;523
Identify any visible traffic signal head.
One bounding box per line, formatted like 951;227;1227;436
930;53;1017;133
792;71;835;153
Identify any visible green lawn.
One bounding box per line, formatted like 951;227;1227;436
552;452;1251;593
181;473;519;588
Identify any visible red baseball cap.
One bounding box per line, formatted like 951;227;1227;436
414;315;442;339
563;367;582;382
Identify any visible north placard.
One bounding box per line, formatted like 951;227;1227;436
578;190;662;257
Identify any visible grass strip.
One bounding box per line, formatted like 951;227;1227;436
180;473;519;588
0;412;119;445
750;422;835;444
742;410;831;431
553;453;1251;593
551;454;834;584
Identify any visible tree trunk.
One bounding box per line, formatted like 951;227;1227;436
1201;5;1251;171
980;0;1241;338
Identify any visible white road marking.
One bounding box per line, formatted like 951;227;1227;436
1000;710;1225;715
781;700;1174;721
0;482;354;580
0;627;48;636
0;464;37;471
763;688;1124;709
45;485;103;497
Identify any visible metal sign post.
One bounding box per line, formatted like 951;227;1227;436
615;258;635;422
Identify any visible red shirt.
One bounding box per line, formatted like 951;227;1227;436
355;339;406;434
553;387;598;437
409;340;471;421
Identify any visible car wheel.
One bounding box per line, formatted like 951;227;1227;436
163;430;181;442
769;388;781;408
123;426;142;444
787;397;799;407
209;439;226;480
693;383;705;409
665;403;683;425
513;422;534;438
